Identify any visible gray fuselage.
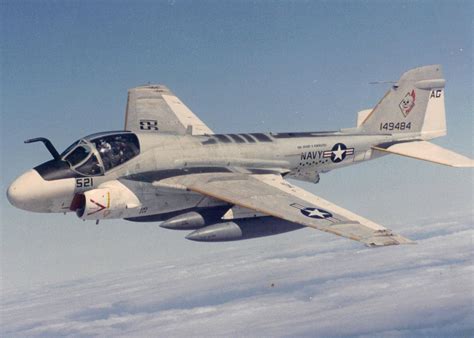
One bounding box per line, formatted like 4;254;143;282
103;131;392;221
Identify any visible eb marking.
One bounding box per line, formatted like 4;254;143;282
139;119;159;131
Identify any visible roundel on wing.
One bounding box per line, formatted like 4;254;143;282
300;207;333;219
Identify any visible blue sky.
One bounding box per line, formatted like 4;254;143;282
1;0;472;302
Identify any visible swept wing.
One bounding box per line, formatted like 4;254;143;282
124;84;213;135
159;173;413;247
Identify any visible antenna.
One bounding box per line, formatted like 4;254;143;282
368;81;397;85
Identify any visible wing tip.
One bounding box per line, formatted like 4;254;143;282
451;161;474;168
363;231;415;247
129;84;171;93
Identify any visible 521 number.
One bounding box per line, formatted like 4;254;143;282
379;122;411;131
76;178;94;188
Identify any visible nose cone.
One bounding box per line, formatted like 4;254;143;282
7;170;49;212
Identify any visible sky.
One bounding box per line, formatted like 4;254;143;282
0;0;473;335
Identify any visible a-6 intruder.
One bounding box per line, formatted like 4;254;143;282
7;65;473;246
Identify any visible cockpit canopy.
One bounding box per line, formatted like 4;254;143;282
61;132;140;176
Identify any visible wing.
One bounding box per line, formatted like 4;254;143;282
124;84;213;135
159;173;413;247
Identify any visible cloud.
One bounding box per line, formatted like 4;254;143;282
1;215;473;337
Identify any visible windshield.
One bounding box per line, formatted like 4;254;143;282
63;142;103;176
75;153;102;176
61;132;140;176
61;140;80;157
64;145;91;166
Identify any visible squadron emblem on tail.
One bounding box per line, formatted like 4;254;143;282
399;89;416;117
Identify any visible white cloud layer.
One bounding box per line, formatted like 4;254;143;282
1;215;473;337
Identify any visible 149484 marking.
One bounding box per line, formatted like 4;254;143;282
379;122;411;131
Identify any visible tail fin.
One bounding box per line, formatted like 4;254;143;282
359;65;446;139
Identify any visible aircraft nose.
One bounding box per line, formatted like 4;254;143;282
7;169;47;211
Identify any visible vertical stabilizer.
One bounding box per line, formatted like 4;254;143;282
359;65;446;139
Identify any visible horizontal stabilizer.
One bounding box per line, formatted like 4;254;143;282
373;141;474;168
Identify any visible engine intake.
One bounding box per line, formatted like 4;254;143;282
70;180;140;220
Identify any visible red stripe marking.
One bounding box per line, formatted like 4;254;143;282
87;198;107;216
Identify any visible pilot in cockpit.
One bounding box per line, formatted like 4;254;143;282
98;139;113;170
98;139;112;154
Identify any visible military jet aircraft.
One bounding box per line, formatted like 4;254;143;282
7;65;473;246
